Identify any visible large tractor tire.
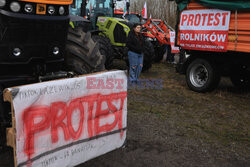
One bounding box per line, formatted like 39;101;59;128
143;41;155;72
186;58;220;92
92;35;114;69
65;27;105;74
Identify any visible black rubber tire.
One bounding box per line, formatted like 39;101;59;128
65;27;106;74
186;59;220;92
230;65;250;89
92;35;114;69
143;41;155;72
154;45;166;62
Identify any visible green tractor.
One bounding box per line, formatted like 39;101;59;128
70;0;155;71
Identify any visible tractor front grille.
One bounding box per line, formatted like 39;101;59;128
113;23;127;44
0;14;68;75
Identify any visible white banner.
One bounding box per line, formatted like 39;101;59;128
179;9;231;52
8;71;127;167
180;9;230;31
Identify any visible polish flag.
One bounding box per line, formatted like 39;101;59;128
142;2;147;19
123;0;128;18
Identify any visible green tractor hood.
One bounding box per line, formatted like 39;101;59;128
97;17;132;46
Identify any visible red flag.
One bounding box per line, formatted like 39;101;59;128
142;2;147;19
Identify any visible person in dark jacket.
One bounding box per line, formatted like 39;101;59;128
126;23;144;82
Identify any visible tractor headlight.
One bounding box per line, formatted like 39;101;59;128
48;6;55;15
59;6;65;15
10;2;21;12
0;0;6;7
24;4;33;13
124;27;128;31
13;48;21;57
53;47;60;55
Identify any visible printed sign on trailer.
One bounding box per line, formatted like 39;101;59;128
170;31;180;53
179;9;231;52
7;71;127;167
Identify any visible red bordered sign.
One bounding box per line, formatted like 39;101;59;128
179;9;231;52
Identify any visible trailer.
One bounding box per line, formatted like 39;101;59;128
175;0;250;92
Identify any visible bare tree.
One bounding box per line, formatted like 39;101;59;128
130;0;177;27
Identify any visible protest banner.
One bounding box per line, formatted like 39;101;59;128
4;71;127;167
170;31;180;53
179;9;231;51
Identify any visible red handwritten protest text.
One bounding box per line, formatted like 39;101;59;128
22;92;127;161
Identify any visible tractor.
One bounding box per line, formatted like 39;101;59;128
70;0;155;71
113;10;177;62
0;0;105;149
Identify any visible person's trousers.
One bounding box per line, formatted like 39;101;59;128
128;51;143;82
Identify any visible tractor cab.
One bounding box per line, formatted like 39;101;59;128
89;0;114;16
70;0;132;29
70;0;115;28
88;0;114;28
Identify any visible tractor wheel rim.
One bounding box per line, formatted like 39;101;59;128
190;64;208;87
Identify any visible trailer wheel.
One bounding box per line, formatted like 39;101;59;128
65;27;106;74
143;41;155;72
186;59;220;92
230;65;250;88
92;35;114;69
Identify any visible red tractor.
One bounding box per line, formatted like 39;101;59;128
142;18;176;62
114;10;178;62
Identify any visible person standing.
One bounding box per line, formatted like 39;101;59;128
126;23;144;83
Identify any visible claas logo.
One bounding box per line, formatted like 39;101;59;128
36;4;46;15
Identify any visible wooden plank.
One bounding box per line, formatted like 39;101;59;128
4;89;17;167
